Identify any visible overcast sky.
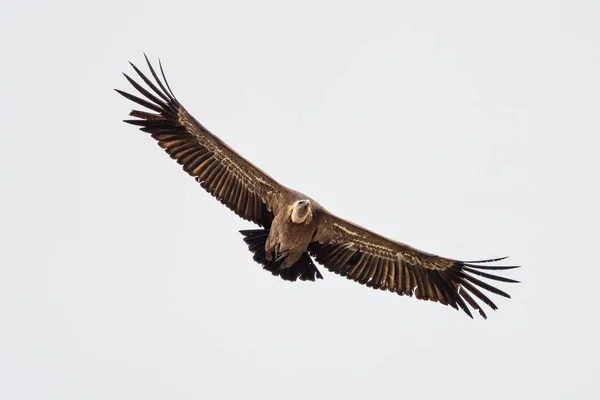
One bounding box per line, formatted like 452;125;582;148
2;1;599;399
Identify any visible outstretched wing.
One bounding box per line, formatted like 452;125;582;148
116;55;285;228
309;212;519;318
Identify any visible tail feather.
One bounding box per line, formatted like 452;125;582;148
240;229;323;282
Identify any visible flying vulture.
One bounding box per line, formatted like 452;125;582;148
116;55;519;319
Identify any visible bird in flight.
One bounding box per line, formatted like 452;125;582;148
116;55;519;319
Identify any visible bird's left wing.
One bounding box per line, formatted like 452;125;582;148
309;212;519;318
116;56;286;228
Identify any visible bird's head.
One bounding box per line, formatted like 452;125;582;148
291;199;312;224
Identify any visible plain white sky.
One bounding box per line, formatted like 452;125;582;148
2;1;599;399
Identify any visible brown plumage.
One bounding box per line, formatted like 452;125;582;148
116;55;520;319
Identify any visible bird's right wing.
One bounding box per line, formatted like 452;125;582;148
310;212;520;319
116;55;286;228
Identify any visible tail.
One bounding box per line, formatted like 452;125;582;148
240;229;323;282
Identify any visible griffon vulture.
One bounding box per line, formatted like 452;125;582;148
116;55;519;319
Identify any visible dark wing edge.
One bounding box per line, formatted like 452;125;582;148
309;214;520;319
115;54;283;228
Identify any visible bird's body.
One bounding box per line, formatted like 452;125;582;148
265;198;316;268
117;55;520;319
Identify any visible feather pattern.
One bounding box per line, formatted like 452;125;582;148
309;213;519;319
116;55;282;228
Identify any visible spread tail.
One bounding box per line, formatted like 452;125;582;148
240;229;323;282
